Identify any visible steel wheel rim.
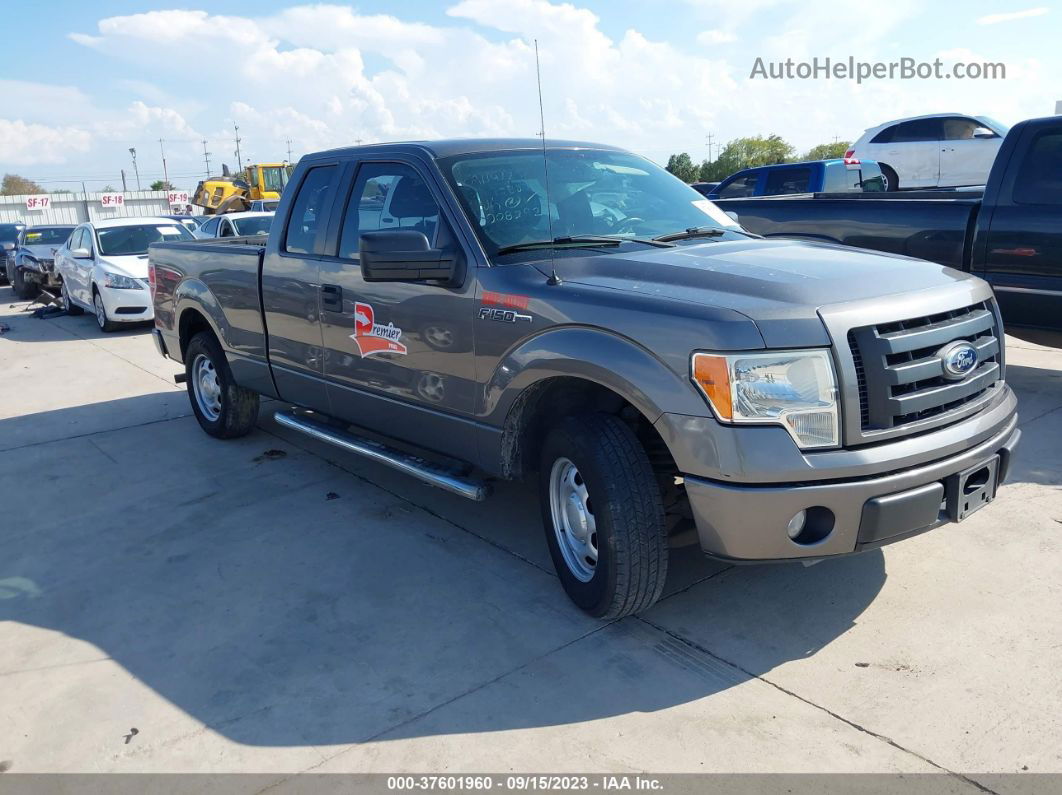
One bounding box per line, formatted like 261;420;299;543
548;457;598;582
192;353;223;422
93;293;106;328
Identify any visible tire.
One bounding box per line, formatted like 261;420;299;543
538;413;668;619
185;330;259;439
12;265;38;300
92;288;119;332
880;164;899;192
61;280;84;315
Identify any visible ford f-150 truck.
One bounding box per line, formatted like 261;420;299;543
149;139;1020;618
714;116;1062;344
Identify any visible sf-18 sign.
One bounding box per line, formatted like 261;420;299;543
25;195;50;210
100;193;125;208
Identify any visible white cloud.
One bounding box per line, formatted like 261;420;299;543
976;7;1048;25
4;0;1043;183
696;29;737;45
0;119;92;166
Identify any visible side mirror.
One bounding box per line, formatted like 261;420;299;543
1;242;13;251
72;247;92;259
725;211;740;223
359;230;457;284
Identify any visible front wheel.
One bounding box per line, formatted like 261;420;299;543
880;164;899;192
185;331;260;438
12;266;38;300
539;413;668;619
93;289;119;332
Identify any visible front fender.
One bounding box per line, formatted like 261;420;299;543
480;326;711;426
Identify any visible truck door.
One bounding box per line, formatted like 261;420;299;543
977;125;1062;335
317;158;479;463
260;161;342;411
886;118;942;188
939;117;1001;187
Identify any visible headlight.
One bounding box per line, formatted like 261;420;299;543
101;271;144;290
691;349;840;448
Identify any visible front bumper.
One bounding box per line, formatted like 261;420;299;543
98;283;154;323
664;392;1020;561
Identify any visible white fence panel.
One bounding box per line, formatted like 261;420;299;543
0;191;175;226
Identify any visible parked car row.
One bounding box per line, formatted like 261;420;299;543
4;209;275;330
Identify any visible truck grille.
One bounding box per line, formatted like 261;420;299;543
847;301;1001;433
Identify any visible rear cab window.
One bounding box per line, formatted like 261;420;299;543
763;167;812;195
284;165;339;255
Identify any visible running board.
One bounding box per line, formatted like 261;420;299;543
273;411;490;502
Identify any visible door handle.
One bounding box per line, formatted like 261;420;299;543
321;283;343;311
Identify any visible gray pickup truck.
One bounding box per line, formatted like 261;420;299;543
149;139;1020;618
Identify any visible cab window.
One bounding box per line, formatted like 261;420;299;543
763;167;811;195
1013;130;1062;206
717;173;759;198
892;119;942;142
284;165;338;255
338;163;441;259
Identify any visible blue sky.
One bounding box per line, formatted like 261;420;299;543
2;1;1057;192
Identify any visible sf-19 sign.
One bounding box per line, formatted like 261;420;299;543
168;191;190;206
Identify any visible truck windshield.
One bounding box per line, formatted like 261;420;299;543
96;223;194;256
438;148;740;255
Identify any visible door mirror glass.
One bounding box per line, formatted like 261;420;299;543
972;126;996;139
71;247;92;259
359;230;456;283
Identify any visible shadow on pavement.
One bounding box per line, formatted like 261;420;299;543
0;394;887;748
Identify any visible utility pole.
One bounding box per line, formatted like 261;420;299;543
706;132;716;163
128;147;141;191
202;139;212;176
121;169;127;192
285;138;294;162
233;122;243;172
355;137;364;146
159;138;169;188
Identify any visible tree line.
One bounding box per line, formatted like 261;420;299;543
666;136;851;183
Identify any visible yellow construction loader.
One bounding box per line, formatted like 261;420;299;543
191;163;294;214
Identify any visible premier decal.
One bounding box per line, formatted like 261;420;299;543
350;301;408;357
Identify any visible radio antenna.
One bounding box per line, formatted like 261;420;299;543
535;39;561;286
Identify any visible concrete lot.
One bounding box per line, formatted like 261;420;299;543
1;287;1060;787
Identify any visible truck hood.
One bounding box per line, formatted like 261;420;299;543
549;237;979;347
99;254;150;279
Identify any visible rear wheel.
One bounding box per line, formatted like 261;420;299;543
880;164;899;192
185;331;259;438
539;413;668;619
93;288;119;332
12;266;38;300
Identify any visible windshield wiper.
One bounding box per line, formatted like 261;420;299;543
496;235;675;256
653;226;728;243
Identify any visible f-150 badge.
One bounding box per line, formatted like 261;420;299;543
351;301;407;357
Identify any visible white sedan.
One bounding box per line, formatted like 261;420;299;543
848;113;1008;190
196;211;274;239
55;217;195;332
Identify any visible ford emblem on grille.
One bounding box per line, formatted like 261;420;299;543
938;341;978;380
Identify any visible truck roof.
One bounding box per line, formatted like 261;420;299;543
309;138;626;161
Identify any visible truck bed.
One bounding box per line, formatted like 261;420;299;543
714;194;981;269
